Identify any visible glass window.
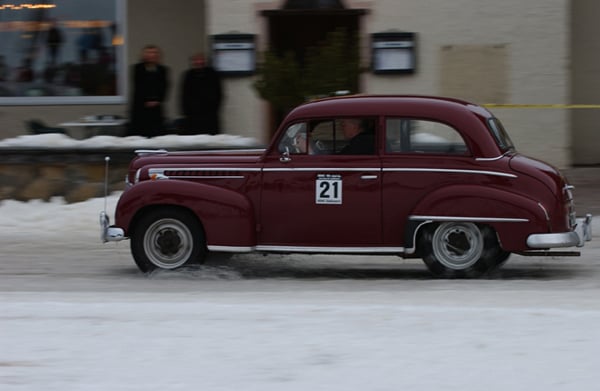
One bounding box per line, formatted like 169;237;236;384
310;120;337;154
309;118;376;155
278;122;308;154
487;117;515;152
385;118;468;155
278;118;377;155
0;1;125;105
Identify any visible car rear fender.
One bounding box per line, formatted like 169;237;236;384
115;180;256;247
407;184;549;251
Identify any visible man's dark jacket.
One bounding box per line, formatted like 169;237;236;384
129;62;169;137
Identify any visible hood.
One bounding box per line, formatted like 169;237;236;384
130;148;265;169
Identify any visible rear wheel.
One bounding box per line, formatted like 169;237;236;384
130;208;206;272
419;222;508;278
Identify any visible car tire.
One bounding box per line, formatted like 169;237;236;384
419;222;507;278
130;207;206;273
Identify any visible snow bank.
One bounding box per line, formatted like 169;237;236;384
0;133;261;150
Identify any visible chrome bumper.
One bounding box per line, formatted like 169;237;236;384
527;214;592;249
99;211;126;243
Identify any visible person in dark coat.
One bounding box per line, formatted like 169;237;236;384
180;53;223;135
46;20;63;66
339;118;375;154
128;45;169;137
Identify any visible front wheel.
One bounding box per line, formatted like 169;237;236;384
130;208;206;272
419;222;508;278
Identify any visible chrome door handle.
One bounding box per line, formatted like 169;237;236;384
361;175;378;180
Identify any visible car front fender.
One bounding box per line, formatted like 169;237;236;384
115;180;256;247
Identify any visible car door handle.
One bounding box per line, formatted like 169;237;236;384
360;175;378;180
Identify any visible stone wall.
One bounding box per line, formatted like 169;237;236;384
0;150;133;203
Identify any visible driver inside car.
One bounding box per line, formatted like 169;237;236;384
293;131;311;154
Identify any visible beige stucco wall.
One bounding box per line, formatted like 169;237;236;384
0;0;205;139
0;0;584;169
360;0;570;168
205;0;274;144
208;0;572;167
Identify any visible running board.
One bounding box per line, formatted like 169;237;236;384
516;250;581;257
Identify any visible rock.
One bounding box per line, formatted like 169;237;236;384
64;182;105;203
18;177;66;201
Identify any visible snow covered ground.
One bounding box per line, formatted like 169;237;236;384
1;193;600;390
0;132;261;150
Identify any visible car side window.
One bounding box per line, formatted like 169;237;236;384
385;118;468;155
278;122;308;154
310;120;336;154
309;118;377;155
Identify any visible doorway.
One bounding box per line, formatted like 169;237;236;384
261;5;367;135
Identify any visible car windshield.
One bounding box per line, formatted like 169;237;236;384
487;117;515;152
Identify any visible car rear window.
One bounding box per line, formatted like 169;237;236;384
385;118;468;155
487;117;515;152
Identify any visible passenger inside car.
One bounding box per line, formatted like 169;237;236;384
339;118;375;155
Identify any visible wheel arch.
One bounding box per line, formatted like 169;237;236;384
405;184;549;252
128;204;204;240
116;180;257;247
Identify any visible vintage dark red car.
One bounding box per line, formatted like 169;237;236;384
100;95;592;277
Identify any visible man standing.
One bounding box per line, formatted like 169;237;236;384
129;45;169;137
46;20;63;66
180;53;223;135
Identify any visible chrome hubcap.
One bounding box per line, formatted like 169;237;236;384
432;222;483;270
144;218;193;269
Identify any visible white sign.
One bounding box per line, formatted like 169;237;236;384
214;50;255;72
316;174;342;205
374;48;413;70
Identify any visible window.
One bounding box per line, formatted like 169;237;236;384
487;117;515;152
311;118;376;155
278;122;308;154
385;118;468;155
310;120;337;154
0;0;125;105
278;117;377;155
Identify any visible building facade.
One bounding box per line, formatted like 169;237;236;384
1;0;599;168
0;0;206;140
209;0;600;168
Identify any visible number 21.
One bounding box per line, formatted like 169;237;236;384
319;180;339;199
316;178;342;204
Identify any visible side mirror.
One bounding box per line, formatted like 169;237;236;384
280;147;292;163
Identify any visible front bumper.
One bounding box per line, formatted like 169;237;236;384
99;211;126;243
527;214;592;249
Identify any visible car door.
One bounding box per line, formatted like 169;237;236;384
258;119;382;249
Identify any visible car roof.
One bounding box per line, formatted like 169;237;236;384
284;95;493;121
276;95;503;158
